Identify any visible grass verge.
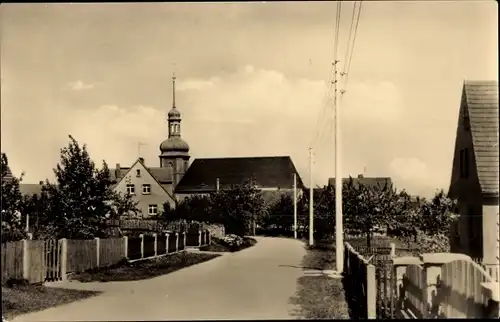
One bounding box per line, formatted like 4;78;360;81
199;237;257;253
2;285;100;320
68;251;221;283
289;239;350;319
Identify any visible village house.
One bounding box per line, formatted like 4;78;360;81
448;80;499;270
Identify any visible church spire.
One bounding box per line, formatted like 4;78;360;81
172;73;176;109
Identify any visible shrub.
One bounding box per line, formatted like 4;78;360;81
415;232;450;253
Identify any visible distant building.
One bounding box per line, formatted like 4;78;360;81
108;75;190;217
328;174;393;189
174;156;305;202
448;80;499;267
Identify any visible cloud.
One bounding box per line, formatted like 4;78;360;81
67;80;94;91
4;65;439;196
389;157;443;197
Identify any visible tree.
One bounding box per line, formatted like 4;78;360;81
108;192;140;219
343;177;402;248
1;152;27;242
209;179;268;236
40;135;135;239
263;193;294;231
419;189;459;236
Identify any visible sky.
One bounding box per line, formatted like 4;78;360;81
1;1;498;198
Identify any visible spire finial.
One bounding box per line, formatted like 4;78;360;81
172;72;176;108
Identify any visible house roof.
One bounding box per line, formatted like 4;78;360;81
19;183;43;197
174;156;305;193
109;166;173;184
463;80;499;195
111;158;176;201
328;176;393;189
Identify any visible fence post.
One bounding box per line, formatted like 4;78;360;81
183;231;187;248
175;232;179;252
198;230;202;247
390;243;396;258
140;234;144;258
123;236;128;259
208;231;211;245
153;233;157;257
22;239;30;281
367;263;377;319
60;238;67;281
95;237;100;268
166;233;169;254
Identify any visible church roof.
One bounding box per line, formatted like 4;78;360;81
174;156;305;193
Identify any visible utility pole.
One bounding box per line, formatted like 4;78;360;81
333;59;344;274
293;173;297;239
309;148;314;246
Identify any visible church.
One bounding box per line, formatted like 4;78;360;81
108;75;190;217
109;75;305;218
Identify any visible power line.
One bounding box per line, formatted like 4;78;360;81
311;1;343;152
341;1;363;98
341;2;358;77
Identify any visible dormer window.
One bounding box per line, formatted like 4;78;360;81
136;169;141;177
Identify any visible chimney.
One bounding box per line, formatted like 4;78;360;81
115;163;121;179
358;174;364;178
139;157;144;164
216;178;220;191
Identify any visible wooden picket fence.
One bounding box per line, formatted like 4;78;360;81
345;241;500;319
1;230;209;285
1;241;24;281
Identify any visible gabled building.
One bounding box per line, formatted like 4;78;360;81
110;157;177;217
108;75;190;217
448;80;499;267
174;156;305;202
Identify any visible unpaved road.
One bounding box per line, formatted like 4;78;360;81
11;237;307;321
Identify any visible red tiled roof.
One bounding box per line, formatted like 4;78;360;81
464;80;499;195
174;156;305;193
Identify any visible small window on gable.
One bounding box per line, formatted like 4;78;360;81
136;169;141;177
463;115;470;131
459;148;470;179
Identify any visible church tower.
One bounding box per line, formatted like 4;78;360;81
159;74;190;187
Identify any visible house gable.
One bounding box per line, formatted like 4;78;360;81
112;158;176;217
448;81;498;201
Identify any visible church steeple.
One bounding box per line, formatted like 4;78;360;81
167;74;181;138
159;73;191;187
